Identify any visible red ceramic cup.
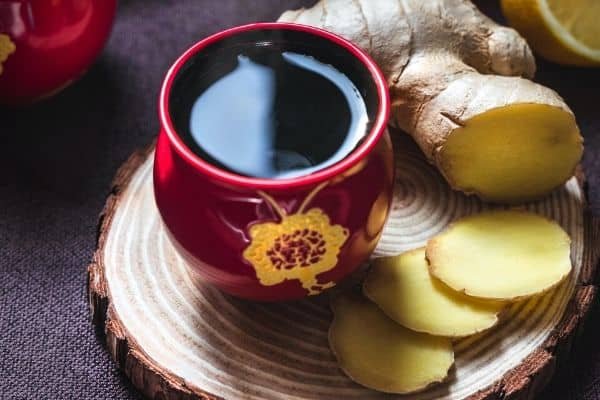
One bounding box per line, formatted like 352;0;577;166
0;0;117;105
154;23;393;301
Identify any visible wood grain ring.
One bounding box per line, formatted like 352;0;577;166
88;134;599;400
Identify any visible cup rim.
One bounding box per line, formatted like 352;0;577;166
159;22;390;189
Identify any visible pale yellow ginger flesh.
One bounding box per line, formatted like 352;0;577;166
364;248;505;337
280;0;583;203
427;210;572;300
440;104;583;203
329;293;454;394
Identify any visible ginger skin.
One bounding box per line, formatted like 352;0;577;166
280;0;583;203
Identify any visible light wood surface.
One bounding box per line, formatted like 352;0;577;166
88;133;599;400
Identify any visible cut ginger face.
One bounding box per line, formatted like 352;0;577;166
440;104;583;203
364;248;505;337
427;210;572;300
329;293;454;394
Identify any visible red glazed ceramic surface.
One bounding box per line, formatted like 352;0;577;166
0;0;117;105
154;23;393;301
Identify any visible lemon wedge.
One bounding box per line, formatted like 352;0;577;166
502;0;600;66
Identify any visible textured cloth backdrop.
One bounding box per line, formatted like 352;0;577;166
1;1;599;399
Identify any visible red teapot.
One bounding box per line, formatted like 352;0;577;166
0;0;117;105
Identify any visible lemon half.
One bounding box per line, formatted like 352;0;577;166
502;0;600;66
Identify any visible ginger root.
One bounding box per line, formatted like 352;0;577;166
329;292;454;394
279;0;583;203
426;210;572;300
364;248;505;337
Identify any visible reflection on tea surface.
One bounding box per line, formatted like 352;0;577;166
181;50;369;179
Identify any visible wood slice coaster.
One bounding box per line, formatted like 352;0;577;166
88;133;599;400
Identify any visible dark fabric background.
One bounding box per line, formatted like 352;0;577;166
0;1;598;399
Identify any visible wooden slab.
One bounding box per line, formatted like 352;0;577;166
88;133;599;400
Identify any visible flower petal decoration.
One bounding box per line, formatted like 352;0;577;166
243;208;349;295
0;34;16;76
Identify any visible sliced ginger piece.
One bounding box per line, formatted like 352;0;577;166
427;210;572;300
440;103;582;203
364;248;505;337
329;292;454;394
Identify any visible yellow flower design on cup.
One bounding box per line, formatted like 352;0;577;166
0;34;16;76
243;183;349;296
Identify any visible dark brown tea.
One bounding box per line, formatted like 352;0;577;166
170;38;374;179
